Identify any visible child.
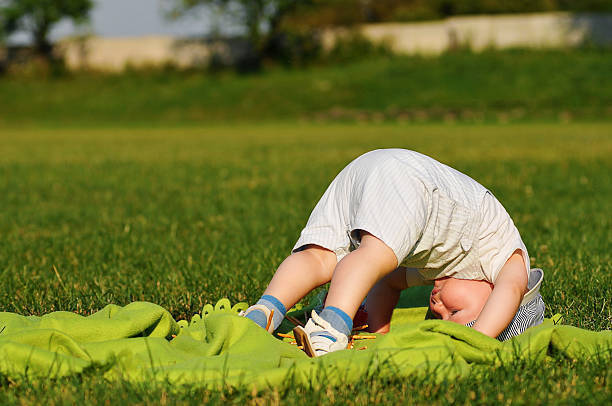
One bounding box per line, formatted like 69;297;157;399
242;149;545;356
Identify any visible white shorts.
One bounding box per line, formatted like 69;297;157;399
292;150;530;283
292;152;431;268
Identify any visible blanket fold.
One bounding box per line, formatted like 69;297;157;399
0;299;609;389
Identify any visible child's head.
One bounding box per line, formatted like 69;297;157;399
429;277;493;324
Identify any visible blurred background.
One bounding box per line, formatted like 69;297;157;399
0;0;611;125
0;1;611;323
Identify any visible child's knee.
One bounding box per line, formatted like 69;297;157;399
357;231;398;271
295;244;337;279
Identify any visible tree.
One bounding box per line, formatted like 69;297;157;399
172;0;303;60
0;0;92;58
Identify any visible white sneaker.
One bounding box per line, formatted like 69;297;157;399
293;310;349;357
239;304;275;333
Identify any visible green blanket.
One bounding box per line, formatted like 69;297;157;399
0;296;610;389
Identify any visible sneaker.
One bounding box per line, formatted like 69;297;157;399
293;310;349;357
240;304;275;333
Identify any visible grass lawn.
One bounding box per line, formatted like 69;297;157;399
0;122;610;404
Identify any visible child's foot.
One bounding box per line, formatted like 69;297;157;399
293;310;349;357
240;295;286;332
240;304;275;333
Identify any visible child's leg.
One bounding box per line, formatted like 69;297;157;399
263;245;337;310
363;267;409;333
323;231;398;330
294;232;398;356
245;245;336;331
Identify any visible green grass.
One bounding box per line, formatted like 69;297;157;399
1;356;609;405
0;48;611;126
0;122;610;404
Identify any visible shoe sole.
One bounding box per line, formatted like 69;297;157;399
293;326;316;357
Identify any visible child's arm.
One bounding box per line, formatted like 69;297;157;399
365;267;431;333
471;250;528;338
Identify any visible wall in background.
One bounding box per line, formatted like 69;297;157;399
52;12;612;72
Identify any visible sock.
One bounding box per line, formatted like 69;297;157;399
245;294;287;331
318;306;352;337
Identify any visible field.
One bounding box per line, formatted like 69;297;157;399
1;48;611;126
0;122;610;404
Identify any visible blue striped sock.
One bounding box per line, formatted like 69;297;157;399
319;306;352;336
245;294;287;331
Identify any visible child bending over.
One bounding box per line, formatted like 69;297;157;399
242;149;545;357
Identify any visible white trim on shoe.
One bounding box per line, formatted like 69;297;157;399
293;310;349;357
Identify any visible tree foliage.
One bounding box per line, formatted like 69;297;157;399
281;0;612;28
0;0;92;56
174;0;302;50
172;0;612;68
174;0;612;50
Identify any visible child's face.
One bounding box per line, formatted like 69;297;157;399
429;277;493;324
